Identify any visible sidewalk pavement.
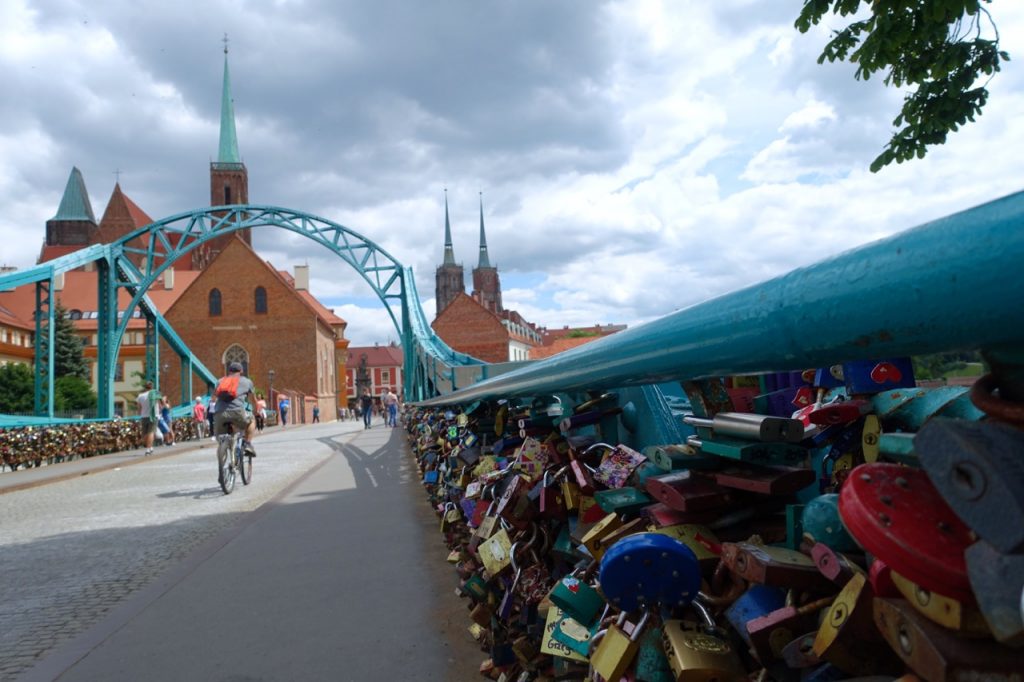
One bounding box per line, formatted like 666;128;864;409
16;421;482;681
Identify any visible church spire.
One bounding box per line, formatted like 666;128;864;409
217;37;241;165
442;189;456;265
50;167;96;223
477;191;491;268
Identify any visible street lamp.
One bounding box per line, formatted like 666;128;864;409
268;369;276;427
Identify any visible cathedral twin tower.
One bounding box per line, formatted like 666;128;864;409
434;191;502;317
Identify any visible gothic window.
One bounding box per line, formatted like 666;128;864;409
255;286;267;314
223;344;249;375
209;288;222;316
224;185;232;205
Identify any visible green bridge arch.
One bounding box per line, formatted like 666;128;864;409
0;204;482;424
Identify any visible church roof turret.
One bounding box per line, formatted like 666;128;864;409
50;167;96;223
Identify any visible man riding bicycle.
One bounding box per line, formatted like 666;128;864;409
213;362;257;483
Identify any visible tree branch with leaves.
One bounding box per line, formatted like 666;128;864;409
796;0;1010;172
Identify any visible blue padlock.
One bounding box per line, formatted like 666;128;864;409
598;533;701;611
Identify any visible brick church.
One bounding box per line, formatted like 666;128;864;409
432;192;542;362
0;50;349;419
431;192;626;363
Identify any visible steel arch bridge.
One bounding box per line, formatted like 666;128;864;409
0;205;483;425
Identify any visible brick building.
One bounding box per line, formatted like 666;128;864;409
1;50;350;419
345;344;403;409
160;238;348;423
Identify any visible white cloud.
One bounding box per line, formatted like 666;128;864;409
2;0;1023;350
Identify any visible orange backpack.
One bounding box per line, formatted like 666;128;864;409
216;376;240;401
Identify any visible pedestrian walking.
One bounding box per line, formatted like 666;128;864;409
312;404;320;423
359;389;373;429
255;393;267;432
207;396;217;440
158;397;174;446
137;381;160;456
278;396;290;427
382;388;398;427
192;396;207;439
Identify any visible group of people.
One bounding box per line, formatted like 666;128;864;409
357;388;399;429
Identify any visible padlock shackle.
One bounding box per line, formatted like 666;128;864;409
582;442;616;457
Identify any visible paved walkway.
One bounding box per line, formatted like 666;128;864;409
3;421;481;681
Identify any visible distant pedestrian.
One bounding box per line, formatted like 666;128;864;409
382;389;398;427
278;396;290;427
255;393;267;433
158;397;174;446
207;396;217;440
192;396;207;439
312;404;320;423
137;381;160;456
359;389;373;429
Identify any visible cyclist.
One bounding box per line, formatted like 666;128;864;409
213;362;257;483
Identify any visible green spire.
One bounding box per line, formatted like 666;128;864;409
442;189;456;265
50;167;96;223
217;47;241;164
477;191;491;268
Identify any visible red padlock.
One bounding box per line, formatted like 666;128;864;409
808;399;871;426
838;463;974;602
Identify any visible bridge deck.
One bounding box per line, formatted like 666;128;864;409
8;422;480;682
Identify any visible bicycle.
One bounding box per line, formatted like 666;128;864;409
216;424;253;494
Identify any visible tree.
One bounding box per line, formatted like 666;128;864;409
55;375;97;411
0;363;34;413
52;303;90;380
796;1;1009;172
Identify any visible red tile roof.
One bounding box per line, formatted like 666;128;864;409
530;336;602;359
346;345;403;367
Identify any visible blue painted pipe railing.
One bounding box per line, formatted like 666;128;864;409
419;190;1024;405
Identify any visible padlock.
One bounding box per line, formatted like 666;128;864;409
841;357;915;393
807;398;872;426
594;487;652;516
478;527;514;577
549;564;604;626
723;583;786;651
599;533;701;612
642;443;720;472
966;539;1024;646
561;477;581;511
580;512;624;561
662;604;747;682
683;411;806;443
589;611;650;682
811;572;901;675
592;444;648;489
709;463;815;496
800;494;858;552
720;542;835;593
915;417;1024;554
645;471;732;513
745;595;834;664
649;524;721;573
838;462;975;602
889;568;991;636
810;542;865;586
873;598;1024;680
686;434;809;466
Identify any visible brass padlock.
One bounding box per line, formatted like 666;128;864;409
889;569;990;636
662;600;746;682
589;611;650;681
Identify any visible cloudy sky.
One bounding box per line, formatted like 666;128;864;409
2;1;1021;347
